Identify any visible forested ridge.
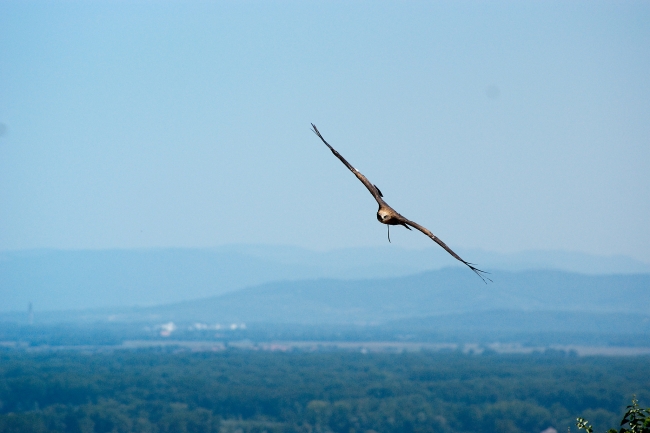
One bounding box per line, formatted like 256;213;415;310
1;350;648;433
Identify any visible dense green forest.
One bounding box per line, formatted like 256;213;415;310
0;350;648;433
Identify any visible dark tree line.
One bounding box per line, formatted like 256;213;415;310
0;350;648;433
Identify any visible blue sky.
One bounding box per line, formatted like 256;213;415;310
1;1;649;262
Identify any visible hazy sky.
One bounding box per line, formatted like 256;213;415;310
1;1;649;262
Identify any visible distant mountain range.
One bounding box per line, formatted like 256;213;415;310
122;268;650;324
1;246;649;312
9;268;649;330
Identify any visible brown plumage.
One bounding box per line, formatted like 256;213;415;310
311;123;491;283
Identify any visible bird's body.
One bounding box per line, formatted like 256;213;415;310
311;123;490;283
376;203;409;228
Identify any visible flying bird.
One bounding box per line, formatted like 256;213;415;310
311;123;491;283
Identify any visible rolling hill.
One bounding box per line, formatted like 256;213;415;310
2;246;649;312
15;268;649;327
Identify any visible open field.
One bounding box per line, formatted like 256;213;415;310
4;339;650;357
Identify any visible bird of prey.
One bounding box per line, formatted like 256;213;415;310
311;123;491;283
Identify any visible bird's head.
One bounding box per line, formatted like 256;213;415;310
376;210;390;224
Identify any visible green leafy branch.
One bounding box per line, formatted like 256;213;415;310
577;398;650;433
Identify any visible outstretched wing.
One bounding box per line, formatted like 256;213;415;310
402;217;492;283
311;124;384;204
